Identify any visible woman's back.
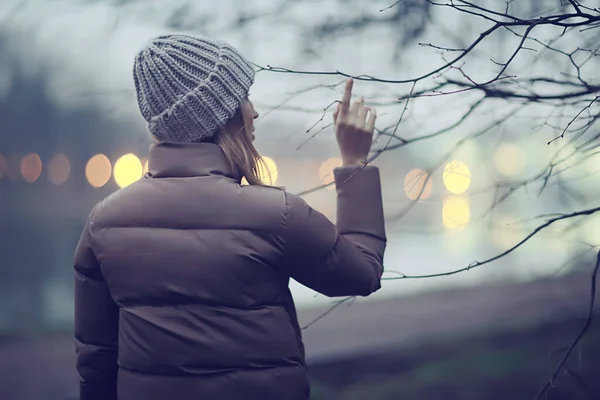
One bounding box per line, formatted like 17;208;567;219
74;34;385;400
78;142;308;399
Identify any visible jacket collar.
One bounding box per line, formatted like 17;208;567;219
146;142;241;181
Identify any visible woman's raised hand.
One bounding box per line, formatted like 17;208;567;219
333;78;377;167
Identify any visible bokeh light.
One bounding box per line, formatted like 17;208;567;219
48;154;70;186
114;153;143;188
241;156;278;186
0;153;6;179
257;156;278;185
442;195;470;230
404;168;433;201
443;160;471;194
494;143;526;177
86;154;112;188
20;153;42;183
319;157;343;190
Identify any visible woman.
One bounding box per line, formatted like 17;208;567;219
74;33;386;400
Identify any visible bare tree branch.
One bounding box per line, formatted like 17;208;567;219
535;250;600;399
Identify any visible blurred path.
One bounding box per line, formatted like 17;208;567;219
0;271;595;400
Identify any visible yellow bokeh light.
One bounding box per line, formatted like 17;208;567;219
443;160;471;194
442;195;470;230
240;156;278;186
48;154;70;186
243;156;275;186
319;157;343;190
114;153;143;188
21;153;42;183
86;154;112;188
404;168;433;201
258;156;278;185
494;144;526;177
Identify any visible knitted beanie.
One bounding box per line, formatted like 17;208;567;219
133;34;255;142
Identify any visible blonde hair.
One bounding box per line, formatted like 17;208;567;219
216;114;273;187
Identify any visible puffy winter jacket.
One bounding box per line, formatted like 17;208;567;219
73;141;386;400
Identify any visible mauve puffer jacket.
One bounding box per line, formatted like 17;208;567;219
74;141;386;400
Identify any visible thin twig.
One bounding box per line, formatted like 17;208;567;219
384;206;600;280
301;296;355;330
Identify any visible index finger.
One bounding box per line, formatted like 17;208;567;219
340;78;354;117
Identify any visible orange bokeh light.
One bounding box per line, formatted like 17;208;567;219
86;154;112;188
48;154;71;185
404;168;433;201
21;153;42;183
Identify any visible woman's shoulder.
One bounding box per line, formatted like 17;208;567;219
87;178;298;235
236;183;288;216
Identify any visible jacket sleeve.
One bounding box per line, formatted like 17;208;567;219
281;165;387;297
74;210;119;400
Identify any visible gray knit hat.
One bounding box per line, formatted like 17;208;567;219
133;34;255;142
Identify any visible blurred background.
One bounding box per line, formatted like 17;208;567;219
1;0;599;399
